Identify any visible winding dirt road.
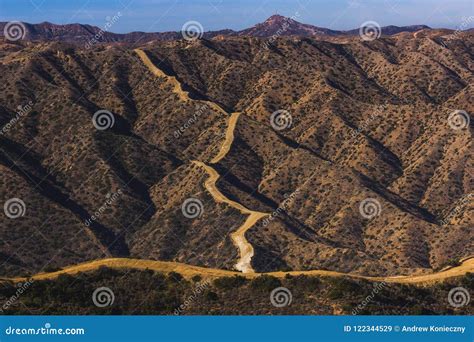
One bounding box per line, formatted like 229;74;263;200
134;48;269;273
203;111;269;272
134;48;228;116
192;160;268;273
7;257;473;285
210;112;241;164
134;48;190;102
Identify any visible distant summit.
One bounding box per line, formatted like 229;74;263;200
238;14;341;37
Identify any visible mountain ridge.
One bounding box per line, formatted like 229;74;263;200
0;22;472;279
0;15;436;43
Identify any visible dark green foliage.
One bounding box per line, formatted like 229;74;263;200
0;269;471;315
461;272;474;289
326;277;361;299
205;291;219;301
291;275;321;292
191;275;202;283
213;276;247;290
250;275;281;291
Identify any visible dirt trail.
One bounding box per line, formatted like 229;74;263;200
134;48;228;116
272;257;474;284
192;111;268;273
7;257;473;285
134;48;189;102
192;160;269;273
135;49;268;273
231;213;267;272
210;112;241;164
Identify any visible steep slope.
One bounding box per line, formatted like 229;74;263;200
0;30;472;278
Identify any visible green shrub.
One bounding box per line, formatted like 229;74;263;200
326;278;361;299
250;275;281;291
213;276;247;289
205;291;218;301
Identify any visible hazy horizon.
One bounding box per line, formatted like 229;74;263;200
0;0;473;33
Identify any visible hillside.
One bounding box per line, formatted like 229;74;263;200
0;267;472;315
0;25;472;280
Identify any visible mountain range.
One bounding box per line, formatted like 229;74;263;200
0;15;435;43
0;15;472;283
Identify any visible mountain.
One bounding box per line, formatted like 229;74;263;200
0;21;237;44
0;21;180;43
239;15;431;37
344;24;430;36
0;25;472;280
0;16;437;44
238;14;342;36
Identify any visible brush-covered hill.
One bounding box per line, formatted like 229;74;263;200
0;28;472;277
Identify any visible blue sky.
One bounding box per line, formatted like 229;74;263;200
0;0;473;33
